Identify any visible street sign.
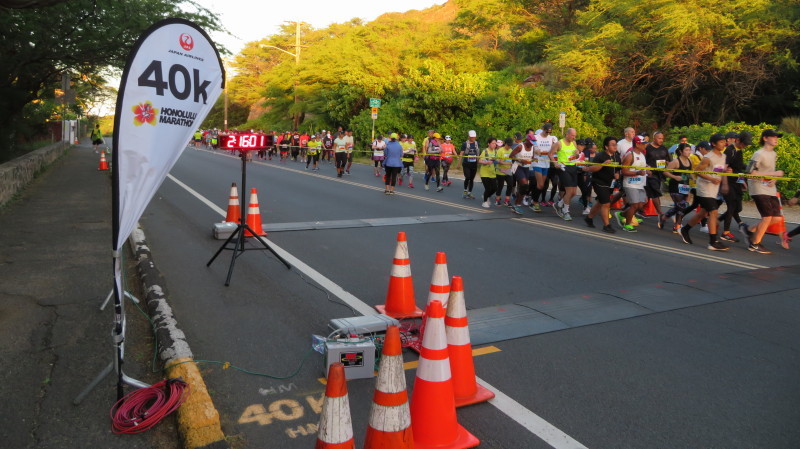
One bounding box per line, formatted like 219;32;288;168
371;107;379;114
369;98;381;108
371;112;378;120
559;112;566;128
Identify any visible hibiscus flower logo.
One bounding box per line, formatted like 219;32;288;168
132;101;158;126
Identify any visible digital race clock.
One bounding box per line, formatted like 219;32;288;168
219;133;268;151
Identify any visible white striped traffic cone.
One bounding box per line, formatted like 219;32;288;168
410;300;479;449
426;252;450;307
316;363;354;449
243;188;267;237
446;276;495;407
376;232;423;318
224;182;241;223
363;325;413;448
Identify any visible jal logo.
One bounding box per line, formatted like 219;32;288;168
179;33;194;51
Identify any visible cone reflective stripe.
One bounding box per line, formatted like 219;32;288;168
643;198;658;216
243;188;267;237
426;252;450;308
766;192;786;235
97;150;109;171
446;276;495;408
316;363;354;449
364;326;413;449
376;232;423;318
224;183;241;223
411;300;479;449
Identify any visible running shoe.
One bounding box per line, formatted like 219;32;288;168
467;192;475;199
679;226;693;244
699;225;709;233
739;223;752;246
708;241;729;251
614;211;625;228
557;200;565;210
720;231;739;243
408;183;414;188
346;171;351;175
496;200;502;207
398;178;403;185
425;184;430;191
437;186;444;192
528;203;537;212
582;206;591;216
584;216;595;228
384;190;390;195
748;243;772;254
564;212;572;221
672;224;681;234
389;190;396;195
657;215;666;230
462;191;469;198
523;197;531;206
511;206;523;215
602;225;616;233
504;200;511;207
533;203;542;213
780;232;791;249
622;224;637;232
482;201;490;208
554;204;564;218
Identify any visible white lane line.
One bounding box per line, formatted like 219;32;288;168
167;173;586;449
478;376;589;449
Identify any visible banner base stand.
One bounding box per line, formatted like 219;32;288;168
73;362;148;405
100;288;140;310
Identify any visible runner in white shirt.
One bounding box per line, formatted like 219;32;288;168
529;123;559;212
617;127;636;161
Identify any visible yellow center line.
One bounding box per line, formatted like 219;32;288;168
516;217;768;270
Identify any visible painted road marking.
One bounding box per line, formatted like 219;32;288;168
168;172;588;448
201;148;489;214
516;217;767;271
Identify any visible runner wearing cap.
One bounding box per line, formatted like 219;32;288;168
530;123;558;212
495;138;515;207
424;132;444;192
440;135;456;186
479;138;498;208
400;134;416;188
741;129;784;254
460;130;480;199
718;131;751;242
509;138;535;215
679;133;729;251
615;134;649;232
306;133;321;171
371;134;386;177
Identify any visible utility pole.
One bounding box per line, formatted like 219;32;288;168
260;21;305;131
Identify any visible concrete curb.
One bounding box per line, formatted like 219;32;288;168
129;225;230;449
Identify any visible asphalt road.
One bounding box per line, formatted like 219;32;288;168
139;147;800;448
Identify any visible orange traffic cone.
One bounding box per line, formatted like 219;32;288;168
376;232;423;318
316;363;354;449
610;188;624;210
364;325;413;449
427;252;450;308
766;193;787;235
446;276;495;408
97;150;109;171
224;183;241;223
243;188;267;237
410;300;479;449
643;198;659;216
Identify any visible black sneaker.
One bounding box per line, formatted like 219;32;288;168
708;241;729;251
739;223;752;246
657;215;666;230
680;226;693;244
602;224;616;233
584;216;595;228
748;243;772;254
720;231;739;243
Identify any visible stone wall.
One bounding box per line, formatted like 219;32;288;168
0;142;69;208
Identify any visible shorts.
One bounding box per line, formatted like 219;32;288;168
593;184;612;204
558;165;579;188
425;158;441;169
624;187;647;204
697;196;720;212
752;194;781;217
533;166;548;176
644;177;663;198
514;166;530;181
193;137;201;142
92;139;103;145
373;156;384;161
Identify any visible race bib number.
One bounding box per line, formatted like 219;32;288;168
678;184;690;195
656;160;666;169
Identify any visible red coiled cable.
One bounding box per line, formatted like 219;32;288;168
110;378;190;434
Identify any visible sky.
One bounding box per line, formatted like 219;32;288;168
194;0;446;56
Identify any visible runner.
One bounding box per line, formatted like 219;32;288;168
460;130;481;199
268;131;277;160
424;133;443;192
549;128;580;221
615;135;649;232
479;138;498;208
660;143;694;232
495;137;515;207
333;131;348;177
193;128;202;148
509;138;535;215
741;129;784;254
290;131;301;162
279;131;291;163
322;131;334;164
440;136;456;186
582;136;620;233
530;123;558;212
644;131;671;218
718;131;752;242
577;138;595;215
306;133;321;171
383;133;404;195
91;124;104;153
371;134;386;177
299;131;310;161
617;127;636;161
679;133;729;251
344;130;355;175
400;134;417;188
